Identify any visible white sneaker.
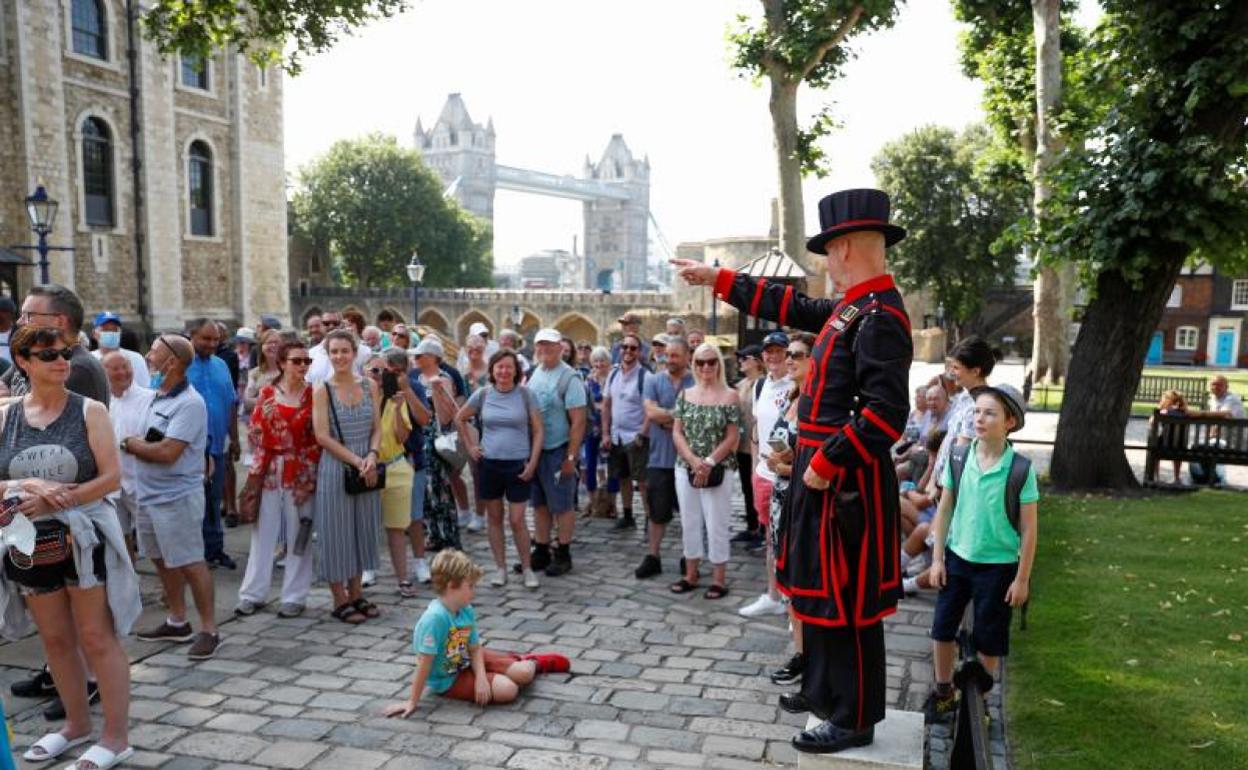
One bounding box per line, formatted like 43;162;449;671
457;510;472;527
902;576;920;596
523;569;539;589
361;570;377;587
906;551;932;577
413;558;431;584
738;594;787;618
490;568;507;587
468;514;485;533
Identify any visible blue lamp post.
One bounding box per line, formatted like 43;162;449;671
406;251;425;327
11;185;73;285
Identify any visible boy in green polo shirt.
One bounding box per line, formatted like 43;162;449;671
925;384;1038;721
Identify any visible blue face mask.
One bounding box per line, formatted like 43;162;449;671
98;330;121;349
149;370;164;389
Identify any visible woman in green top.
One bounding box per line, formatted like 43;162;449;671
671;342;741;600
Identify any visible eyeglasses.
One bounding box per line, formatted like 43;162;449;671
619;344;639;351
322;319;341;328
19;310;60;322
22;347;73;362
786;350;808;360
287;357;313;366
694;358;719;368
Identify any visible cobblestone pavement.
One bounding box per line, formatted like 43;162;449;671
4;493;961;770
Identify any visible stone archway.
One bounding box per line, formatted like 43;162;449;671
553;312;600;346
418;308;452;337
512;308;542;336
456;309;494;343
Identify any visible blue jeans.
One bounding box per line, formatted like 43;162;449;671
203;452;226;560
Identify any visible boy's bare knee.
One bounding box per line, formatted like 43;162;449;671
506;660;536;685
491;676;519;703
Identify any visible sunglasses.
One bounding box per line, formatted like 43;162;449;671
694;358;719;368
22;347;73;362
786;350;808;360
619;344;639;351
287;357;313;366
322;320;341;328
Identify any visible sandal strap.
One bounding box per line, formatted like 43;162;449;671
74;744;132;770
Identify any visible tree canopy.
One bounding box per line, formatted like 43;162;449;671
871;124;1029;334
292;134;493;291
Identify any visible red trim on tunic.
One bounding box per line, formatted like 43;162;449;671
809;450;839;480
879;302;912;334
749;278;768;317
809;327;841;416
841;274;897;305
799;421;842;434
713;268;736;300
844;425;873;464
861;406;901;443
778;285;794;327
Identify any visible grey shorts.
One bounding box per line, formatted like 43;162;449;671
530;446;576;514
136;490;206;569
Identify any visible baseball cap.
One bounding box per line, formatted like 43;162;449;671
94;311;122;327
735;344;762;360
534;328;562;345
259;314;282;330
413;338;444;358
232;327;257;344
762;331;790;350
972;384;1027;433
652;333;669;345
469;321;489;337
617;313;642;325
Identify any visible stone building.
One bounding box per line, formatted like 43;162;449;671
0;0;289;332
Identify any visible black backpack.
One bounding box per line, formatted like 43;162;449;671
948;442;1032;534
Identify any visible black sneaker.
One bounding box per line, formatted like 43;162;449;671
210;553;238;570
612;514;636;531
530;543;551;573
10;665;56;698
731;529;760;544
224;513;240;529
545;545;572;577
770;652;806;685
43;681;99;721
634;554;662;579
924;688;959;723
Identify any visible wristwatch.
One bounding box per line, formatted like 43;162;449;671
119;437;130;454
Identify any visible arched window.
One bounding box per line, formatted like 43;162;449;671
81;117;114;227
188;141;213;236
71;0;106;59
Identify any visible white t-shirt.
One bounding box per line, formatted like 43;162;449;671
109;384;155;495
753;374;792;482
1209;391;1246;418
933;389;976;485
456;339;500;373
306;341;372;385
93;347;151;389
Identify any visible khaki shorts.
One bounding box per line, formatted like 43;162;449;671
136;490;206;569
609;436;649;481
115;489;138;534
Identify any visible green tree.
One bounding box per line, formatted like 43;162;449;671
141;0;407;73
293;134;493;291
1045;1;1248;490
729;1;903;293
871;124;1029;336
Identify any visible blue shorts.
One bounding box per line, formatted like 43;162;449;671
931;549;1018;657
530;446;575;514
918;504;937;525
410;467;428;522
478;458;531;504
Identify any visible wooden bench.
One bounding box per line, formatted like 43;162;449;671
1144;411;1248;485
1135;374;1206;405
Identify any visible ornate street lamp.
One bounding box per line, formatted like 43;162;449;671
11;184;72;285
406;252;425;327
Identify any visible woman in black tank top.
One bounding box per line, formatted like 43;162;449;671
0;325;133;766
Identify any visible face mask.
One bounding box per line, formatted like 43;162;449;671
149;371;164;389
99;331;121;349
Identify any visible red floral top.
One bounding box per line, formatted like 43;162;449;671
248;384;320;498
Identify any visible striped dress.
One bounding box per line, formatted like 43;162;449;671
314;382;381;583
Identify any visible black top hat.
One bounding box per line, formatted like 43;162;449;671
806;188;907;254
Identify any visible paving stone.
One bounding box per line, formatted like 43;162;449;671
127;723;188;751
450;740;516;764
628;725;704;752
259;718;336;740
159;706;218;727
262;685;319;705
309;747;393;770
204;712;271;732
250;740;329;769
167;731;269;762
668;696;729;716
608;690;670;711
702;734;766;760
308;691;374;710
384;732;455;756
506;749;610;769
572;719;630;741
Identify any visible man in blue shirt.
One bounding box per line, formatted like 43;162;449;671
526;329;588;577
634;336;694;579
187;319;240;569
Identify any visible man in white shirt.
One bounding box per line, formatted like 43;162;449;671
103;350;154;556
739;331;793;618
92;311;150;388
1194;375;1246;484
306;311;371;385
456;321;499;371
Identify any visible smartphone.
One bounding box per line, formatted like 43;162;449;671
144;427;166;442
767;437;789;453
382;370;400;401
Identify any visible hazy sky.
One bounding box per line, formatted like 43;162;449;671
283;2;1093;266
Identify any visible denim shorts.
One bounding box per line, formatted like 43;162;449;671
931;549;1018;657
530;446;575;513
410;467;428;521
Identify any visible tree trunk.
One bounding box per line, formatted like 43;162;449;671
1029;0;1068;383
768;74;822;295
1049;255;1184;491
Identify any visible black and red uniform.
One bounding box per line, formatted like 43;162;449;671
714;268;912;731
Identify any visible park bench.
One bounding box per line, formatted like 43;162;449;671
1134;374;1206;406
1144;411;1248;485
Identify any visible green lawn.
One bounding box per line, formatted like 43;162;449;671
1027;384;1157;417
1008;491;1248;770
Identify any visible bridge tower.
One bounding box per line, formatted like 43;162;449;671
414;93;496;220
583;135;650;291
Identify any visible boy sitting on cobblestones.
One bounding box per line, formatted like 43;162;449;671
925;385;1038;721
385;550;568;716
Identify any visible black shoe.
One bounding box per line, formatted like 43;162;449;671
10;665;56;698
924;688;959;723
792;721;873;754
613;514;636;531
679;557;687;576
779;692;818;716
208;553;237;570
634;554;662;579
43;681;99;721
744;535;767;555
771;653;805;685
225;513;240;528
530;543;551;572
731;529;760;544
545;545;572;577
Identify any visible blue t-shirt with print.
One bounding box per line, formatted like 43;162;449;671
526;362;588;450
412;598;479;694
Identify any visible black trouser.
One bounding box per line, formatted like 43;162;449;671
801;621;886;731
736;450;758;532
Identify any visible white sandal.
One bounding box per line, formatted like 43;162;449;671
62;744;134;770
22;732;91;762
